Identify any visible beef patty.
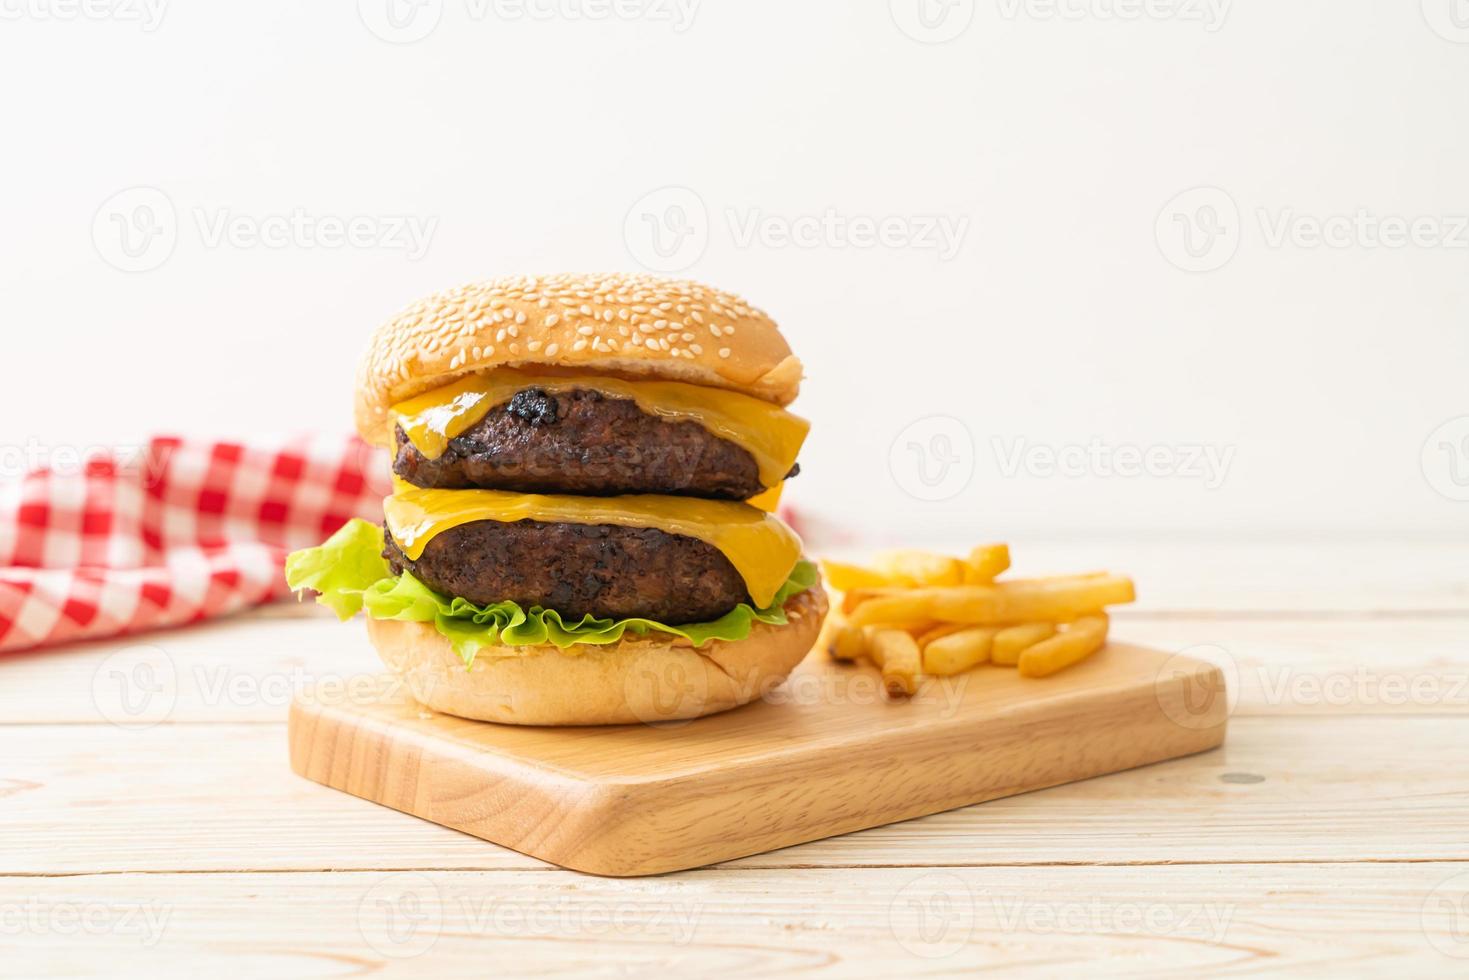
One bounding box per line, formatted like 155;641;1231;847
382;520;750;624
393;387;797;499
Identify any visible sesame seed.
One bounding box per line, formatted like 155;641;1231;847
362;273;781;414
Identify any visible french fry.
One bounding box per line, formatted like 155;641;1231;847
870;629;921;698
963;544;1011;584
1018;614;1109;678
827;624;868;662
850;574;1135;628
845;592;935;628
914;622;968;649
923;626;999;676
840;587;903;616
821;560;894;592
991;622;1058;666
873;550;965;587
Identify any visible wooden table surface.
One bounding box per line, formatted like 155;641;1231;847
7;537;1468;977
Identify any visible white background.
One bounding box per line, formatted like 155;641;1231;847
2;0;1466;541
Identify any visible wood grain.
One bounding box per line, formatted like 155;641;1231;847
5;716;1464;875
5;864;1464;977
286;644;1225;876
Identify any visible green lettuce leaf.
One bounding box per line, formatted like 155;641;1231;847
284;518;817;666
282;518;391;619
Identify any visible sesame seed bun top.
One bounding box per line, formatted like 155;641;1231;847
354;273;804;447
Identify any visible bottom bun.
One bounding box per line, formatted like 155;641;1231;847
366;582;828;726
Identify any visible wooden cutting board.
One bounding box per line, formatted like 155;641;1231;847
288;642;1227;876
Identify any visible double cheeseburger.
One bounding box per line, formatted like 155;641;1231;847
287;273;827;725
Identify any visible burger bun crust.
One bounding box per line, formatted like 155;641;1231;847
355;273;803;447
365;583;828;726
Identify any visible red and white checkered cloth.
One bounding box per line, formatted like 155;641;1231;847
0;435;390;653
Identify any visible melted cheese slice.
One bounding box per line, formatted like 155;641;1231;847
383;486;802;608
391;369;809;492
